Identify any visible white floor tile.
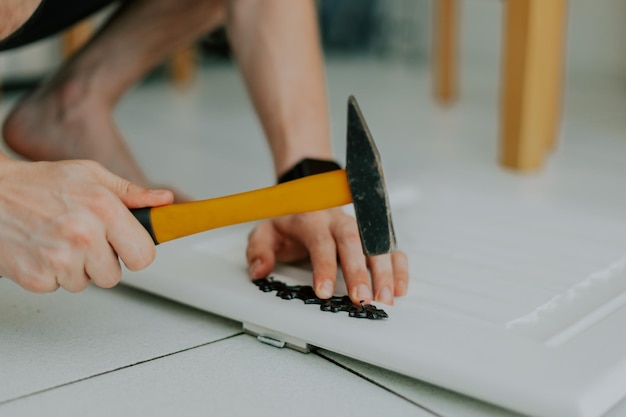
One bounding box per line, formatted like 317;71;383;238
0;280;240;403
318;350;526;417
1;335;430;417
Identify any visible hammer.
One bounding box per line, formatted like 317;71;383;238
131;96;396;256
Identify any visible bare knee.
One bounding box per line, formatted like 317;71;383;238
205;0;227;30
0;0;42;41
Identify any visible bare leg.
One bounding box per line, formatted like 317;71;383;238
226;0;333;176
3;0;225;187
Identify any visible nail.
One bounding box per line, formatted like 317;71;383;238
318;279;334;299
378;287;393;305
355;284;371;303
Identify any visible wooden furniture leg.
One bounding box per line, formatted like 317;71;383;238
500;0;567;171
539;0;567;152
62;19;94;57
433;0;458;105
170;45;197;88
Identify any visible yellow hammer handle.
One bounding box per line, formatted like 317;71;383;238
150;169;351;243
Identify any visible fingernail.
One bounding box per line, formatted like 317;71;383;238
318;280;334;299
355;284;371;303
396;281;407;296
377;287;393;305
249;259;262;277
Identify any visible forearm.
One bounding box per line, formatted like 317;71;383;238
227;0;333;177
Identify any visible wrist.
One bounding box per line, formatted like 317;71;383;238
277;158;342;184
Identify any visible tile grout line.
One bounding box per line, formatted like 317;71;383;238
314;350;445;417
0;332;245;407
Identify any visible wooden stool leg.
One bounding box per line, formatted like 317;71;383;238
170;45;197;88
541;0;567;152
500;0;568;171
433;0;458;105
62;20;93;58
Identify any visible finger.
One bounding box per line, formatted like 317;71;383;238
367;254;395;305
107;211;156;271
99;195;157;271
392;251;410;296
80;165;164;270
246;222;277;279
332;218;371;304
87;161;174;208
20;275;60;294
56;273;90;293
1;256;59;293
303;230;338;300
54;256;90;293
57;212;122;289
41;217;90;293
150;183;193;203
129;188;174;209
85;241;122;289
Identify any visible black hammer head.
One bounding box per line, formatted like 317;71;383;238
346;96;397;256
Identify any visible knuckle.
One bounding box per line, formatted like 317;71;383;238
247;225;262;243
94;267;122;289
306;233;327;248
245;244;260;261
341;258;368;277
292;211;324;227
98;275;121;289
42;246;74;272
141;244;157;266
24;277;58;293
63;218;98;248
111;178;133;199
392;251;409;271
87;186;110;204
124;243;155;271
83;187;117;217
19;269;58;293
75;159;104;174
64;279;90;293
60;160;99;181
334;217;360;240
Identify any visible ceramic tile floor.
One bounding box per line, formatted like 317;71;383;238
1;58;626;416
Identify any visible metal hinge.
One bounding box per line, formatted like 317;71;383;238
243;322;313;353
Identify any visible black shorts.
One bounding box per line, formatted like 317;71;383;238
0;0;116;51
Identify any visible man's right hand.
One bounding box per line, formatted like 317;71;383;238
0;158;173;293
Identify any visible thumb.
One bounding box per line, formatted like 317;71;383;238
93;163;174;208
122;186;174;209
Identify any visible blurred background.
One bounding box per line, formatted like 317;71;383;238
1;0;625;198
1;0;625;86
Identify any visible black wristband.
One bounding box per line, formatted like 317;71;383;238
277;158;342;184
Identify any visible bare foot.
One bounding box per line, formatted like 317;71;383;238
3;81;190;203
3;79;150;181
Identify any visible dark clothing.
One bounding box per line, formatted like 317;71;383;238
0;0;115;51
